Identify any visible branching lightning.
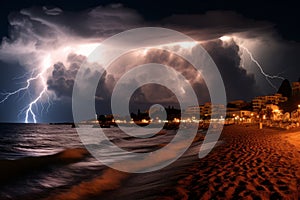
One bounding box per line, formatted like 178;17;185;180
219;36;285;90
0;32;285;123
0;41;98;123
0;55;52;123
239;45;284;89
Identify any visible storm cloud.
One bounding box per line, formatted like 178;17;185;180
204;39;258;100
0;3;299;122
162;10;274;41
47;54;85;98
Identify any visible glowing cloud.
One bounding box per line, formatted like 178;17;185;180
0;5;141;123
219;36;232;42
0;5;295;122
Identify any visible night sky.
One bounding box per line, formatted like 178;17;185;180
0;0;299;123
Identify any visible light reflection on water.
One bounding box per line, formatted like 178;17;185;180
0;124;81;159
0;123;204;199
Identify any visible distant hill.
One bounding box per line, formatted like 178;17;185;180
277;79;299;113
277;79;292;98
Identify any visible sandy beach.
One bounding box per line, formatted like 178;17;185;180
157;125;300;199
45;125;300;200
55;125;300;200
2;124;300;200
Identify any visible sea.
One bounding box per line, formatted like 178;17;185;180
0;123;205;200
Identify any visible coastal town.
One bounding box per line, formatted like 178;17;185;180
86;79;300;130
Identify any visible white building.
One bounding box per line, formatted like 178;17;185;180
184;103;226;119
252;93;287;112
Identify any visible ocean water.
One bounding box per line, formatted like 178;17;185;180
0;123;204;200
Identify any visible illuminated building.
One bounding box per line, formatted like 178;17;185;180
184;103;225;119
252;93;287;112
292;82;300;96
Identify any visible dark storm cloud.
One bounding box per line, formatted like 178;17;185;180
47;54;88;98
47;53;115;105
0;4;143;64
162;11;274;41
47;61;78;98
19;4;142;38
47;62;73;97
104;48;207;105
111;39;258;103
161;10;298;93
203;40;258;101
42;6;63;16
1;3;299;123
141;49;210;103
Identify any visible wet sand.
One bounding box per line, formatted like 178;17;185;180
160;125;300;199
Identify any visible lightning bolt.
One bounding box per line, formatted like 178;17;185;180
219;36;285;90
0;55;52;123
239;45;284;90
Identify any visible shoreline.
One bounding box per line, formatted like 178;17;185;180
69;124;300;200
2;124;300;199
98;125;300;199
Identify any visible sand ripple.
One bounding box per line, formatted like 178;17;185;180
161;125;300;199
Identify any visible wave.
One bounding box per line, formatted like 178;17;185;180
0;148;89;184
43;133;206;199
45;168;129;200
